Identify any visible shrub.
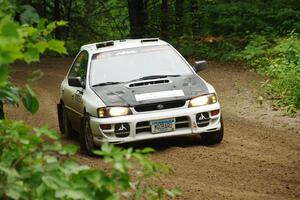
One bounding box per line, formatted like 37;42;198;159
172;36;240;62
0;120;180;199
240;33;300;114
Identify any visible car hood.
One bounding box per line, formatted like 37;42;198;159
91;74;209;107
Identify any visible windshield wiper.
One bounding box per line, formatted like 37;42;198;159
130;74;181;82
92;75;181;87
92;81;124;87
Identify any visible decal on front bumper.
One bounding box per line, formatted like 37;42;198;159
114;123;130;137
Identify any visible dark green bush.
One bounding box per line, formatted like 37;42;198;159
240;33;300;114
172;36;240;62
0;120;180;199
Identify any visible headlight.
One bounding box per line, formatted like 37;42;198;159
189;93;218;107
98;107;132;118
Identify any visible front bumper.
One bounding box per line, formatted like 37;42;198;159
89;103;222;146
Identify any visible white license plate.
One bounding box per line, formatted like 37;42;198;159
150;118;176;134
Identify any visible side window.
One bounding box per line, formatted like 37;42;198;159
68;51;89;80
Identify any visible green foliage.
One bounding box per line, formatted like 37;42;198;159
0;83;20;106
64;40;80;56
190;0;300;37
21;85;39;114
0;65;8;86
0;120;179;199
0;9;67;65
172;36;240;61
25;0;300;60
240;33;300;114
0;1;67;115
48;39;67;54
20;5;39;24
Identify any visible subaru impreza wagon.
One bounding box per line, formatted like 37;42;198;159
57;38;224;154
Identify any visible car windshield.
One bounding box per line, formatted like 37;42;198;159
89;45;193;85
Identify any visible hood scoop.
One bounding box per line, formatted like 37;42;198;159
128;79;170;88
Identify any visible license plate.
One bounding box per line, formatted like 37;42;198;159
150;118;175;134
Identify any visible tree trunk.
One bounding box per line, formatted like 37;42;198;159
0;101;4;119
127;0;147;38
160;0;169;39
67;0;72;21
189;0;199;35
66;0;72;38
175;0;184;37
43;0;47;17
54;0;61;39
23;0;32;5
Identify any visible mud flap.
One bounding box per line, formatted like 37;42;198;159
57;103;63;132
79;114;87;150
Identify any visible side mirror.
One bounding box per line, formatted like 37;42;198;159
193;60;208;73
68;77;85;88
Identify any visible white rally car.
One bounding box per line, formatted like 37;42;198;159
57;38;224;154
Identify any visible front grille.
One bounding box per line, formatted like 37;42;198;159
134;100;186;112
175;116;190;128
136;116;189;134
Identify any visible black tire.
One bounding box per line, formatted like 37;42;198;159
80;113;97;155
61;105;74;138
201;117;224;145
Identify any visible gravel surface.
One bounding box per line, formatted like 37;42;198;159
7;58;300;200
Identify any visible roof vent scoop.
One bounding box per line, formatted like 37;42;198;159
96;41;114;49
141;38;159;43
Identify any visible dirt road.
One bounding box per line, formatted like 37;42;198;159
7;58;300;200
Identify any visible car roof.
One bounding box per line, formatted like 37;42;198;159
80;38;169;54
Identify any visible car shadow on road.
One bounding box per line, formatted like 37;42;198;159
67;133;221;156
117;135;208;151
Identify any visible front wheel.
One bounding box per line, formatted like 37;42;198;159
80;114;97;155
201;117;224;145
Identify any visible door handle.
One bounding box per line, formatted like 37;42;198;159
74;90;83;103
76;90;83;95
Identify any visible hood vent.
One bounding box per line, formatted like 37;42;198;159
128;79;170;88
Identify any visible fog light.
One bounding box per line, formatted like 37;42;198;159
211;109;220;116
100;124;111;130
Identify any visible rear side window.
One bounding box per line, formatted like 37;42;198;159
69;51;89;80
